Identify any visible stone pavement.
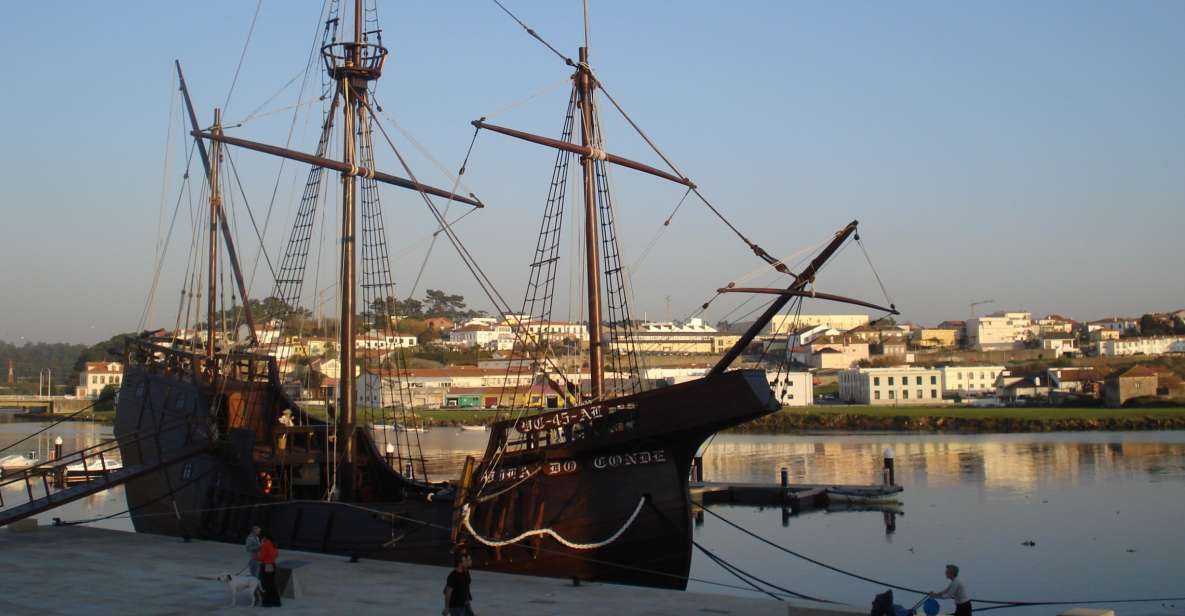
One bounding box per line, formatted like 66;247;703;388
1;523;861;616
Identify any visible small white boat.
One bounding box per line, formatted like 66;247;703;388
824;486;903;506
373;424;427;433
0;452;40;477
459;425;487;431
66;458;124;473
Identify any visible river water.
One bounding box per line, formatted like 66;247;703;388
3;417;1183;614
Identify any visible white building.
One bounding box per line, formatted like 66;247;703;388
1086;317;1139;334
838;366;945;405
767;371;813;407
312;358;360;380
611;318;740;355
77;361;124;399
449;324;513;349
1040;335;1079;358
966;312;1036;350
785;324;840;350
1097;336;1185;357
770;314;869;334
356;332;418;350
357;367;533;407
519;320;589;343
790;336;869;370
939;365;1004;395
640;365;709;387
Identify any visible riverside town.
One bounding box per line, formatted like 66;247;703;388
1;2;1182;616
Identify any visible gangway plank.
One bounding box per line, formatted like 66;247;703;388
0;443;209;528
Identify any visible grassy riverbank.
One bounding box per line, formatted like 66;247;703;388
735;405;1185;433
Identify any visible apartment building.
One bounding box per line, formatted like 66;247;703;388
966;312;1035;350
939;365;1004;395
838;366;945;405
1097;336;1185;357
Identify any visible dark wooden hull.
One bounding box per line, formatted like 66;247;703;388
114;350;776;589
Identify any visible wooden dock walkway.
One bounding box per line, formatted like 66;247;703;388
690;481;903;510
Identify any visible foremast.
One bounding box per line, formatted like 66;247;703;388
474;48;695;402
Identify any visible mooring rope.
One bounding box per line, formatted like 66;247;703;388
694;502;1185;609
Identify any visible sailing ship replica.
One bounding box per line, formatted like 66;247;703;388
112;0;896;589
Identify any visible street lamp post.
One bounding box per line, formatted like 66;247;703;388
38;368;52;398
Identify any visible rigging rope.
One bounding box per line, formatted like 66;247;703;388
856;234;896;312
627;187;690;275
489;0;575;66
461;496;646;550
222;0;264;114
223;148;278;282
406;124;482;300
593;79;785;273
245;0;336;295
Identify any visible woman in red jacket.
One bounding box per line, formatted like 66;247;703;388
255;531;281;607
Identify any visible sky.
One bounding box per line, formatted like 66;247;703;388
0;1;1182;344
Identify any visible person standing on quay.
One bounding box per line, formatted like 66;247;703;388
442;552;474;616
930;563;971;616
256;530;282;607
245;525;262;577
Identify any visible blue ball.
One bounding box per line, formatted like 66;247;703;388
923;598;941;616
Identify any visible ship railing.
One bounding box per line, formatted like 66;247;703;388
269;424;330;461
0;409;208;514
126;339;278;386
494;402;641;455
321;42;388;81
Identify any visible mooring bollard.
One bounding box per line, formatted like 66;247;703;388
693;456;704;482
780;466;789;503
883;446;895;486
52;436;64;488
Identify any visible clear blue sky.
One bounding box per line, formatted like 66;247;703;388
1;1;1182;344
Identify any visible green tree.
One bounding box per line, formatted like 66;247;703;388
1140;314;1172;336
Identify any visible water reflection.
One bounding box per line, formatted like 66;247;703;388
693;432;1185;615
699;433;1185;493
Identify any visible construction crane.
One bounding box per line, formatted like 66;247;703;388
970;299;995;319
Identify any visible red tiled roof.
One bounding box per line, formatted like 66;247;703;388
1117;365;1157;378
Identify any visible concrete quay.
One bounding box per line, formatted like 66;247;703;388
1;522;859;616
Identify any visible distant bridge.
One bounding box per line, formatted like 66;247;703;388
0;396;95;415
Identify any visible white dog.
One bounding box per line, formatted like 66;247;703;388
215;573;261;607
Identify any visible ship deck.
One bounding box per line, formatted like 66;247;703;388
1;523;859;615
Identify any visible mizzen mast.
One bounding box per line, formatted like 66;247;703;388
206;109;222;362
176;62;259;347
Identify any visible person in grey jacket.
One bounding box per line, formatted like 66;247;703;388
245;526;262;577
930;564;971;616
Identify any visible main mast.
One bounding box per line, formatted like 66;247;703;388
575;47;604;401
335;0;369;501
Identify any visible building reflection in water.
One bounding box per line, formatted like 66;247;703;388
697;433;1185;493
